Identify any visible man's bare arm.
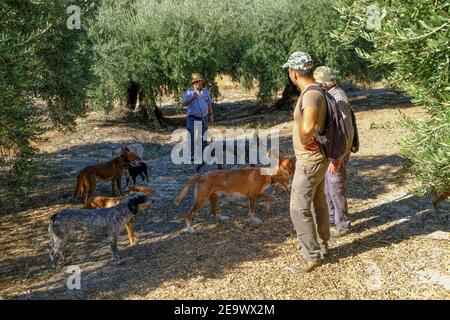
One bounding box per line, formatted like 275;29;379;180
299;106;317;145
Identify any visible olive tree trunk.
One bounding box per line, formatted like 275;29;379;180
273;80;300;111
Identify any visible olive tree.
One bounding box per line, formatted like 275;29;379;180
333;0;449;196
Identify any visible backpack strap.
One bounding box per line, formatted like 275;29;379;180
299;85;324;111
350;107;360;153
299;85;329;135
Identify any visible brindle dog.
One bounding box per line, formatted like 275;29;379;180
49;193;151;267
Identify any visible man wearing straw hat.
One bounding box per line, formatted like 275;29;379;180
182;73;214;163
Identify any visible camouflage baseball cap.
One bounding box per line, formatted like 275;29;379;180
282;52;314;71
313;66;336;83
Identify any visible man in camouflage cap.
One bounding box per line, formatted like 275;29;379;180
283;52;330;273
314;66;359;238
282;51;315;71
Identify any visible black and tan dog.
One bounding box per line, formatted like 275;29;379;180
49;193;152;267
127;162;149;185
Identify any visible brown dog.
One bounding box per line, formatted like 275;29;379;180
270;158;296;193
74;147;141;207
84;185;155;246
174;157;295;233
261;158;296;211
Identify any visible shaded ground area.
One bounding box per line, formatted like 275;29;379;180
0;89;448;300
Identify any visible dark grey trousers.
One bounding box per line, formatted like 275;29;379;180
324;155;351;231
186;115;208;162
290;159;330;262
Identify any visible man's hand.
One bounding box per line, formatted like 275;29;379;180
182;92;198;107
328;160;341;174
303;138;320;151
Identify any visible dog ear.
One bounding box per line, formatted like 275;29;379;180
128;193;147;214
127;200;139;214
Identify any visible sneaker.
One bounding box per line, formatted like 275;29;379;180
330;226;351;238
285;260;322;274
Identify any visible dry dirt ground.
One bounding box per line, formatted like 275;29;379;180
0;88;449;300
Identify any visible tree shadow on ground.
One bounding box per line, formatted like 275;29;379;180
327;195;449;263
5;193;295;299
276;135;406;201
6;190;447;300
162;88;413;131
347;88;412;111
160;99;292;130
346;154;405;200
0;133;436;299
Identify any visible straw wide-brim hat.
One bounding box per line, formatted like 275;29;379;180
191;73;204;84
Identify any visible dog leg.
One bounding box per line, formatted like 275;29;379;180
81;188;87;206
282;182;291;196
209;193;229;221
117;174;123;196
86;175;96;204
248;196;262;225
125;219;138;246
108;234;122;264
258;193;272;213
125;170;131;187
111;179;116;196
49;233;60;268
145;166;149;183
185;196;209;234
50;232;69;268
185;217;195;234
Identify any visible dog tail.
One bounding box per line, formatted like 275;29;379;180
174;176;202;205
48;213;60;265
73;172;84;200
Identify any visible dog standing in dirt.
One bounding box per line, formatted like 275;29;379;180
127;162;149;185
74;147;141;207
174;156;296;233
112;143;144;186
49;193;152;267
85;185;155;246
